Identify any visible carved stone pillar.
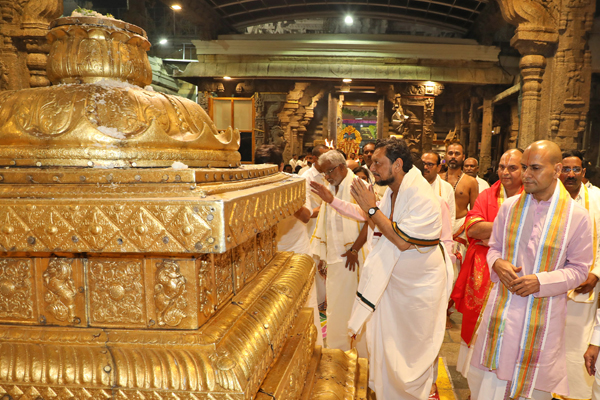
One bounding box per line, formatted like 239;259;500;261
328;93;338;144
377;98;385;139
517;53;547;146
468;96;480;158
509;102;520;149
480;95;494;176
0;0;62;91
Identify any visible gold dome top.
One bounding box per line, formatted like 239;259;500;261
0;16;241;168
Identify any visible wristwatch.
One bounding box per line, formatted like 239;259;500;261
368;206;379;217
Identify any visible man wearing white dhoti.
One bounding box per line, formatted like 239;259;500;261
309;150;367;352
557;150;600;400
313;138;449;399
255;145;323;346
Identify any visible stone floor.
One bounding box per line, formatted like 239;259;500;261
440;310;471;400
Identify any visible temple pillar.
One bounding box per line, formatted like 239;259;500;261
495;0;594;150
0;0;62;91
509;101;520;149
459;99;468;152
377;98;385;139
480;95;494;176
468;96;480;158
328;93;338;145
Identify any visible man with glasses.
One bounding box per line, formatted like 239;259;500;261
309;150;368;353
559;150;600;400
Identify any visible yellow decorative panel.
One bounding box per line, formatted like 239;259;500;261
87;258;147;328
37;258;86;327
145;258;198;329
0;258;37;324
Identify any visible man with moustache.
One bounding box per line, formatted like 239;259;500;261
451;149;523;378
309;150;367;352
464;157;491;193
468;141;592;400
557;150;600;400
311;138;450;399
422;152;456;236
443;142;479;263
362;142;387;198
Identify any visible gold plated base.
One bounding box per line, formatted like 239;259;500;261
0;253;315;399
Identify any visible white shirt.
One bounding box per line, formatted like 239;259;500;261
476;176;490;193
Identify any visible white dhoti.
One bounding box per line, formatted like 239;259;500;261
457;339;475;378
562;289;599;400
325;261;357;351
468;367;552;400
366;246;447;400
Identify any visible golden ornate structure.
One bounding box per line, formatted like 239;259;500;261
0;14;368;400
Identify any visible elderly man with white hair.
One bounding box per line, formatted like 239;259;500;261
310;149;368;352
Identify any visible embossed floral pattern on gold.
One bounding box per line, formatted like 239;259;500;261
0;259;34;320
89;259;145;325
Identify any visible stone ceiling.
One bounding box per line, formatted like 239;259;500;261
177;0;488;34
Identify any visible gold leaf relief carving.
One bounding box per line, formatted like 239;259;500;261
122;207;166;251
243;239;257;283
43;258;77;322
232;246;245;292
167;206;212;249
0;259;34;319
15;89;77;137
0;207;30;250
209;350;241;391
154;260;187;327
13;204;45;226
89;259;144;324
88;88;148;137
31;207;73;249
139;90;172;132
198;255;215;319
144;204;181;226
77;207;119;250
100;203;137;225
58;204;92;227
214;252;233;306
78;38;104;75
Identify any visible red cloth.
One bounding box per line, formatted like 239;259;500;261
451;180;504;345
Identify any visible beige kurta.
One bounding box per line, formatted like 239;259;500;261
563;184;600;400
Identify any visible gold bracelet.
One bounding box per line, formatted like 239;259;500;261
350;247;358;255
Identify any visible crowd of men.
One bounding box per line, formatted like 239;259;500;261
254;138;600;400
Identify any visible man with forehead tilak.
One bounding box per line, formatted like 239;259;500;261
451;149;524;378
311;138;450;399
468;141;592;400
556;151;600;400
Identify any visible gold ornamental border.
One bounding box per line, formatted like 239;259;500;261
0;253;315;400
0;172;305;254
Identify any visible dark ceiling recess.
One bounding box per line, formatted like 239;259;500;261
202;0;487;33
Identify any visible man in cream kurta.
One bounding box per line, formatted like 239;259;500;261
310;150;366;352
558;151;600;400
313;138;449;399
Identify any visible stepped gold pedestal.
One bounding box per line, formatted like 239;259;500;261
0;14;368;400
